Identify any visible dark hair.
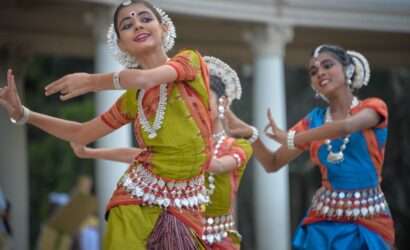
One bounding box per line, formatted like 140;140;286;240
210;75;226;99
113;0;162;38
311;44;353;67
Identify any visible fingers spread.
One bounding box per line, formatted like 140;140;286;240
0;86;7;97
0;99;13;113
267;108;275;124
265;132;275;139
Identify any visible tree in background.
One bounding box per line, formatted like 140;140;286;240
25;57;95;247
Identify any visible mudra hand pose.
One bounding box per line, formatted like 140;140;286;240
0;1;213;249
224;44;395;249
70;56;254;250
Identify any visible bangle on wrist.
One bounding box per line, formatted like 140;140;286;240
112;71;123;90
287;130;296;150
248;126;259;144
232;153;242;168
10;106;30;125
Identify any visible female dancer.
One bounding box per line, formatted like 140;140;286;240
224;45;395;249
70;56;254;249
0;1;212;249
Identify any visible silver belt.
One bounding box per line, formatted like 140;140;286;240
202;214;235;244
119;164;209;209
309;186;390;219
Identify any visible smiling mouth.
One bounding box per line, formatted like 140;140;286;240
134;33;151;42
319;79;330;87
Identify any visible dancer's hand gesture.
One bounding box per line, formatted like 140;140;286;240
70;142;90;159
222;102;253;139
264;108;287;145
0;69;24;121
45;73;94;100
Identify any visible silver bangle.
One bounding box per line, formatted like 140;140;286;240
248;126;259;144
112;71;123;90
10;106;30;125
232;153;242;168
287;130;296;150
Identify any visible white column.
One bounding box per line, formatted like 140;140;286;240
0;49;29;250
92;9;132;230
249;24;293;250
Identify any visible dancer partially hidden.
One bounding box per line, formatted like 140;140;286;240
224;45;395;249
0;1;213;249
70;56;254;250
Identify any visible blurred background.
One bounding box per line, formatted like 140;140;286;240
1;0;410;249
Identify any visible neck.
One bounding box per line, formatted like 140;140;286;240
136;47;169;69
328;88;355;120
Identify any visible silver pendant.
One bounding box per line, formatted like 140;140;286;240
148;132;157;139
327;151;344;164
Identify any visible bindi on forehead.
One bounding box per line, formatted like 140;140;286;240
310;54;335;66
119;4;151;17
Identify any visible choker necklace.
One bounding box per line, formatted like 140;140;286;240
138;83;168;139
324;97;359;164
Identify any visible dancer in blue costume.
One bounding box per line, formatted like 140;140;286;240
224;44;395;249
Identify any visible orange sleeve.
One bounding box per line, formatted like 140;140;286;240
166;50;198;81
99;93;133;129
359;98;388;128
290;117;311;150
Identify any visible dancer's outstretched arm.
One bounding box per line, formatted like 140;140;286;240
70;143;143;164
44;65;177;101
223;108;302;173
264;108;381;148
70;142;238;174
208;156;241;174
0;69;115;145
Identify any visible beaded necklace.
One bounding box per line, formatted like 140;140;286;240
138;83;168;139
324;97;359;164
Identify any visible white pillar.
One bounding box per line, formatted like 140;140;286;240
249;24;293;250
92;9;132;230
0;49;29;250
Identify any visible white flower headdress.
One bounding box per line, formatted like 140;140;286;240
347;50;371;89
204;56;242;103
106;5;177;68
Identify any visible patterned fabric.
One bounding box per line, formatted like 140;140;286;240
291;98;395;249
204;138;253;249
99;50;211;249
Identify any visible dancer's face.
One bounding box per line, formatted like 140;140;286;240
116;3;166;55
309;52;347;97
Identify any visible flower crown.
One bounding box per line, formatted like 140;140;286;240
204;56;242;103
347;50;371;89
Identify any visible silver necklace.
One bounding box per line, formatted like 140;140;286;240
324;97;359;164
207;130;226;197
138;84;168;139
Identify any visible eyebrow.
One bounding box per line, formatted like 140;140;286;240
309;65;316;72
309;58;334;70
119;11;152;27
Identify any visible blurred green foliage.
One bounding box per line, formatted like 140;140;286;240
24;56;95;248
